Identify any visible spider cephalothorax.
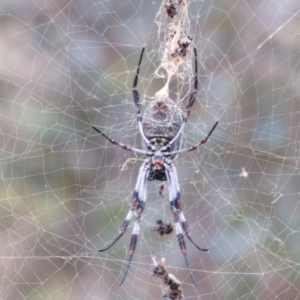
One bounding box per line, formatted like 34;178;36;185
148;152;167;181
93;47;218;285
142;98;183;156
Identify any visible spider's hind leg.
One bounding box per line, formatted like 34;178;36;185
97;210;133;253
97;160;149;285
119;163;148;285
179;211;208;252
165;161;207;286
186;47;198;119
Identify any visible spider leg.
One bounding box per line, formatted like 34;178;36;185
132;47;145;110
165;161;199;286
186;47;198;119
179;211;208;252
98;161;149;285
97;209;132;252
160;48;199;152
92;126;150;155
119;161;149;285
131;48;152;146
98;160;149;254
170;121;218;156
165;160;208;250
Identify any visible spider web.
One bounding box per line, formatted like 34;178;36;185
1;0;300;299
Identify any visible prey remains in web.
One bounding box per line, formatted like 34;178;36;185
152;257;183;300
92;47;218;286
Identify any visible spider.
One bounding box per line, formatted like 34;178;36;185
93;47;218;285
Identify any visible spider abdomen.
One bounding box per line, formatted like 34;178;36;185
142;98;183;154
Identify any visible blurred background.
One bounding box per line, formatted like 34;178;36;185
1;0;300;299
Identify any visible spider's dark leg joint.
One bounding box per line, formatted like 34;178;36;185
136;200;145;216
181;221;194;241
132;190;145;216
170;191;181;214
177;232;187;255
181;220;189;236
133;88;141;109
132;190;139;203
129;232;138;256
120;219;131;234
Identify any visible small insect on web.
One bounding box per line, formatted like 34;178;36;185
92;47;218;285
165;3;177;18
151;219;174;236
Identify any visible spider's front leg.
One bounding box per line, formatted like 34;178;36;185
131;47;151;146
92;126;150;155
165;160;207;286
98;159;150;285
170;121;218;156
